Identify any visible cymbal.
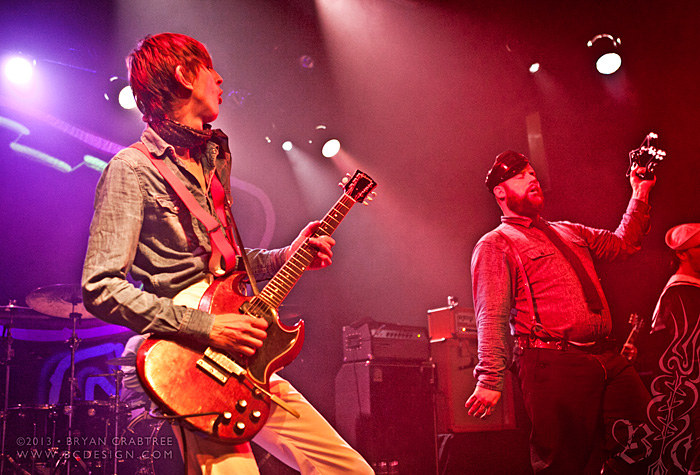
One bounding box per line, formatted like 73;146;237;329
26;284;95;319
105;355;136;366
0;303;64;329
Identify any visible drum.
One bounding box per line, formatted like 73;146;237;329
72;400;119;441
5;404;66;471
116;412;183;475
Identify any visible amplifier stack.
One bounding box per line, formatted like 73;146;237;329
336;320;437;474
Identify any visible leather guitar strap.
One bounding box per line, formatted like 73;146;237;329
208;167;261;295
131;142;239;277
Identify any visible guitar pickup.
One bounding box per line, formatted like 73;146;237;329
196;347;249;385
204;348;247;377
196;358;229;384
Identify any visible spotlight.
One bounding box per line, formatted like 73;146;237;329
321;139;341;158
118;85;136;110
4;55;34;85
587;34;622;75
529;62;540;74
299;55;314;69
105;76;137;110
282;141;293;151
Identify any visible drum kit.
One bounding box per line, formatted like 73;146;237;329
0;285;182;475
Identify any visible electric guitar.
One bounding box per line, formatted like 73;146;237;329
136;170;377;444
621;313;644;357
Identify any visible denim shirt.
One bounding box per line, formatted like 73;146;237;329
82;126;287;344
471;199;650;391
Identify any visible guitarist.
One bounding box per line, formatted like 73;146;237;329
82;33;373;475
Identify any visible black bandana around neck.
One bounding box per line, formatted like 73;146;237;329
150;119;213;149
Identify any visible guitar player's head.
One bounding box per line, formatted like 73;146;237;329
485;150;545;220
666;223;700;276
126;33;216;124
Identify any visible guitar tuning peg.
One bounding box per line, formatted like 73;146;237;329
363;201;370;206
338;182;343;187
365;196;373;202
341;177;350;185
371;192;377;196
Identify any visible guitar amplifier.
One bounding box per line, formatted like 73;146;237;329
342;321;430;363
427;305;476;340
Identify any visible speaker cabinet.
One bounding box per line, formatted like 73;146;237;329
335;361;438;475
431;337;516;433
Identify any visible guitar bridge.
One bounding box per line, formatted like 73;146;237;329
196;348;248;384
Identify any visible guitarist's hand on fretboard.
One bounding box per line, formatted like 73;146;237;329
287;221;336;270
210;312;269;356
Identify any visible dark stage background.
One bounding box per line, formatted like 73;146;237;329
0;0;698;473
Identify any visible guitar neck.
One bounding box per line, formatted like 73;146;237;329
256;193;358;309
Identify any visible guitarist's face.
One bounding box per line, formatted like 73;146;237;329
497;164;544;219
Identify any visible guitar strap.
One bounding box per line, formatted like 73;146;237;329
130;142;258;293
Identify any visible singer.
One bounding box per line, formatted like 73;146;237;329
465;150;655;474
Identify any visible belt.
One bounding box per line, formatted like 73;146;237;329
516;336;609;353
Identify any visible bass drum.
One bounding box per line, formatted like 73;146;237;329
117;412;184;475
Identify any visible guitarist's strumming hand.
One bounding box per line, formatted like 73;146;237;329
465;385;501;419
287;221;336;269
210;313;269;356
621;343;638;364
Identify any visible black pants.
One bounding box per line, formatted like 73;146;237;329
515;348;650;475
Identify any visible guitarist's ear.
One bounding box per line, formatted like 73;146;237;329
174;65;195;91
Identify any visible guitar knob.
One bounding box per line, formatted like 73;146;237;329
250;410;262;422
234;421;246;434
235;399;248;412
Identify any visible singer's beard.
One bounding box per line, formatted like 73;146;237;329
505;187;544;219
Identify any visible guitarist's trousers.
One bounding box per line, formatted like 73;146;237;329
171;280;374;475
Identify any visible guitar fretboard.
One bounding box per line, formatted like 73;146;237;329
250;193;357;311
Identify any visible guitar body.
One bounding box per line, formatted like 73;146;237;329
137;336;271;444
137;169;377;444
199;272;305;386
137;273;305;444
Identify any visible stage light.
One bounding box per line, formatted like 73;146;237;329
4;56;34;85
322;139;341;158
596;53;622;75
104;76;137;110
118;85;136;110
282;141;293;151
299;55;314;69
587;34;622;75
529;62;540;74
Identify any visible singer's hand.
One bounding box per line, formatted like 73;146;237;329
629;164;655;203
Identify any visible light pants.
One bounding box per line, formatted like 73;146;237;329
172;280;374;475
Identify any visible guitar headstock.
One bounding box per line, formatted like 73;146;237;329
340;170;377;205
627;132;666;180
628;313;644;332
